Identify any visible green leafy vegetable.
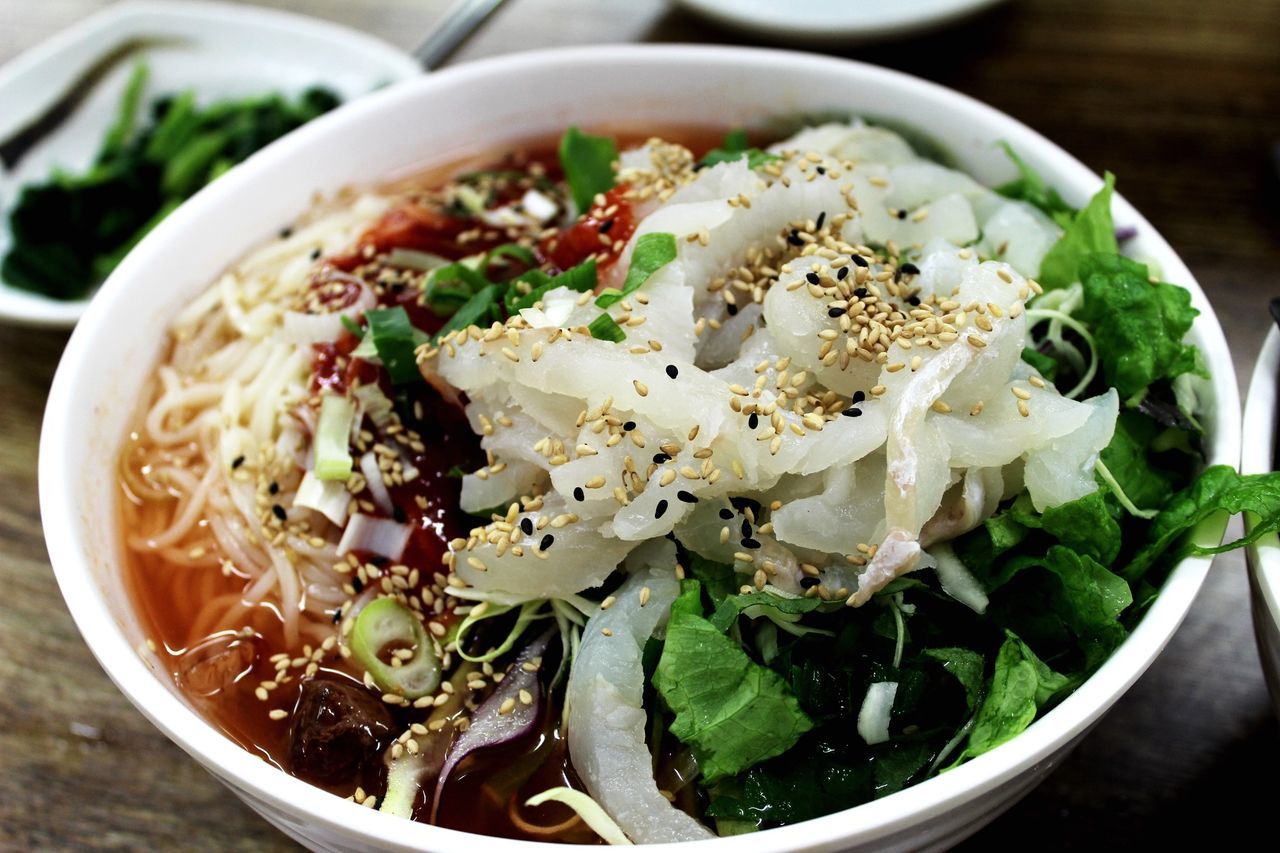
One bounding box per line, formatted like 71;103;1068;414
435;284;500;343
700;128;781;170
3;63;340;300
314;393;356;481
1125;465;1280;581
506;258;597;313
961;632;1069;759
1020;346;1060;382
558;126;617;214
587;312;626;343
994;142;1076;228
655;581;813;782
709;590;822;633
423;262;492;313
363;307;428;385
1076;253;1202;400
1036;172;1118;289
596;232;677;308
922;648;986;712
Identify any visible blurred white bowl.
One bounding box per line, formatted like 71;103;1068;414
1243;325;1280;716
39;45;1240;852
675;0;1010;43
0;0;418;328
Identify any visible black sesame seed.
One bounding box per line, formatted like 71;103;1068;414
741;519;753;537
828;307;845;318
851;254;869;268
726;303;739;316
268;481;279;495
676;490;698;504
573;486;585;502
352;577;364;593
800;576;821;589
653;453;671;464
852;390;866;404
231;455;245;470
624;420;637;431
655;499;669;519
666;364;679;379
719;508;734;520
741;537;761;549
843;407;863;418
897;209;908;220
907;295;921;306
521;517;534;536
599;218;615;234
788;229;804;247
854;287;869;298
310;248;321;261
815;166;826;175
815;211;827;230
539;533;554;551
393;505;407;523
331;608;343;624
748;412;759;429
901;262;920;275
279;226;294;239
806;272;820;285
837;266;850;281
271;504;287;521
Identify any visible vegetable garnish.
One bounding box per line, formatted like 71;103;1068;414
587;312;626;342
994;142;1076;228
1036;172;1119;290
596;232;676;308
558;126;618;214
349;597;442;699
313;393;356;480
363;307;429;384
506;258;598;313
3;62;339;300
699;127;781;170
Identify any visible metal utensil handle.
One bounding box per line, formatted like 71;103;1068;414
412;0;508;71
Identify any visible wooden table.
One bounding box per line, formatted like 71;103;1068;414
3;0;1278;848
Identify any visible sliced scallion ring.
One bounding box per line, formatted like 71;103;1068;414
350;597;441;698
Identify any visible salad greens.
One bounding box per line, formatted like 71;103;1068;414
3;63;340;300
558;126;618;213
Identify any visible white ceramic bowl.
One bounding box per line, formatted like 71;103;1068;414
675;0;1009;44
40;46;1241;852
1244;326;1280;716
0;0;418;328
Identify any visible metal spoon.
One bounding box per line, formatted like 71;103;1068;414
413;0;509;70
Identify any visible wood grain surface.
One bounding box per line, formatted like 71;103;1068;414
2;0;1277;849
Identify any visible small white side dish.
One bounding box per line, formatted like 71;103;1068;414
40;46;1240;852
675;0;1010;44
1243;326;1280;716
0;0;418;328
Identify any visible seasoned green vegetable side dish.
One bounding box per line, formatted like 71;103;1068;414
3;64;339;299
120;118;1280;844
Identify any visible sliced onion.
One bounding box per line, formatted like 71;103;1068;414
337;513;410;560
359;452;395;516
293;470;350;526
281;283;375;345
858;681;898;745
567;551;715;843
929;541;989;614
430;628;556;821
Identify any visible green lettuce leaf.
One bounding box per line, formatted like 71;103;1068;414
994;142;1076;228
922;647;986;712
1077;252;1202;400
1037;172;1117;289
1124;466;1280;581
655;585;813;782
962;632;1069;759
709;590;821;632
1099;411;1180;512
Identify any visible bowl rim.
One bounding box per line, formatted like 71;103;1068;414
39;44;1241;852
1243;328;1279;632
0;0;419;329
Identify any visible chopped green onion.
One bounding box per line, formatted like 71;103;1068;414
339;315;363;337
455;184;488;215
508;258;597;313
558;126;618;214
588;312;626;343
482;243;539;275
434;283;500;343
314;393;356;481
363;307;428;385
423;262;491;312
350;597;442;699
699;128;780;170
596;233;676;308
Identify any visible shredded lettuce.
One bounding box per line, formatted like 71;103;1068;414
314;393;356;480
526;788;632;845
654;580;812;783
1037;172;1118;290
